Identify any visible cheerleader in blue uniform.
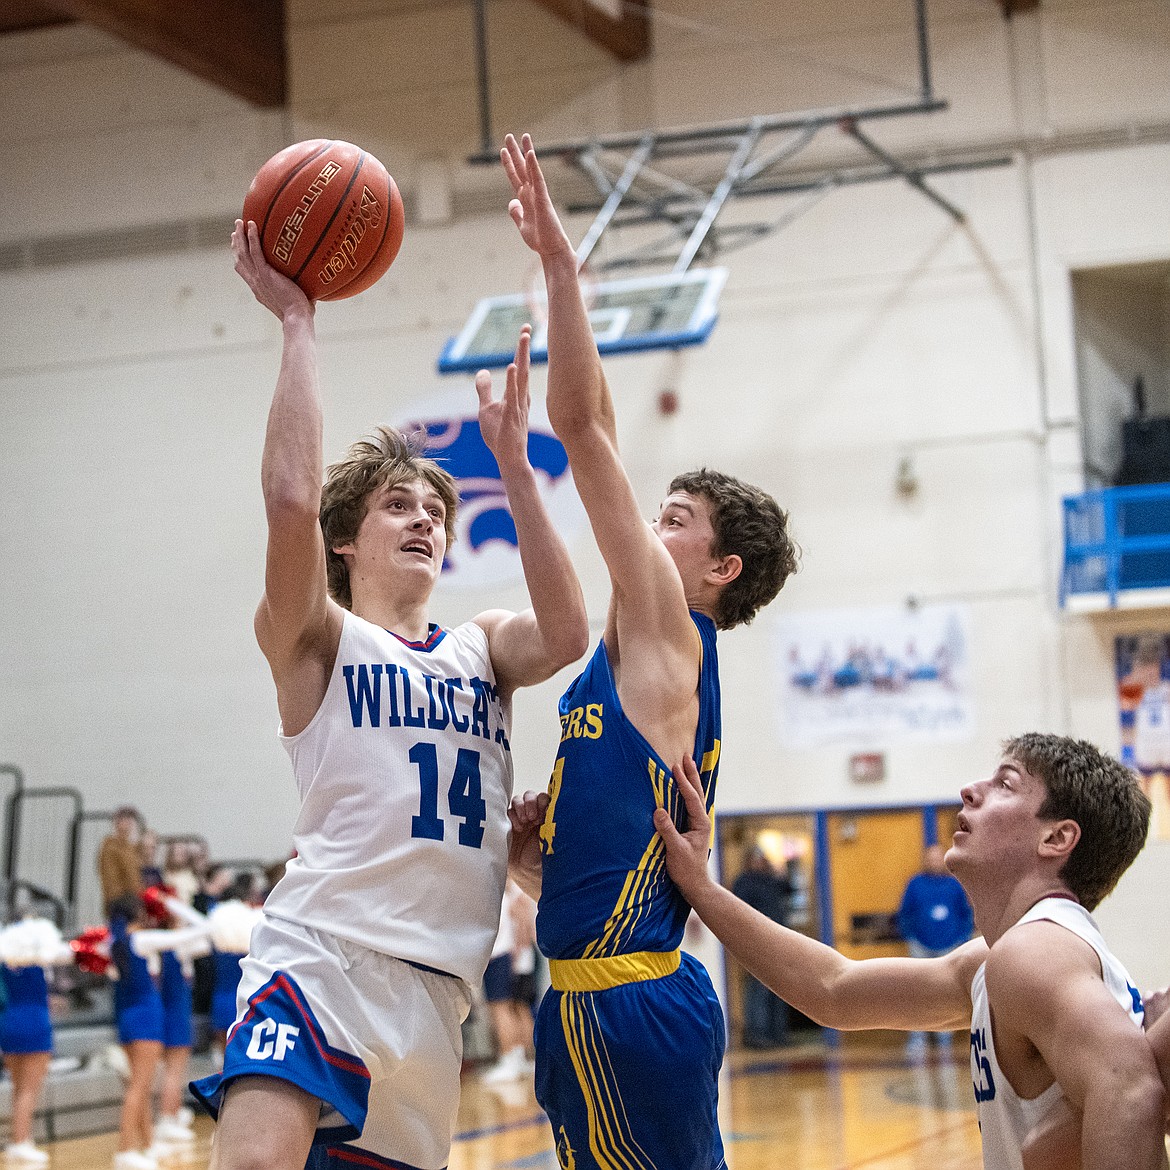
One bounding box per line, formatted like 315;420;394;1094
206;900;261;1068
0;918;72;1166
151;894;210;1144
107;895;166;1170
106;893;208;1170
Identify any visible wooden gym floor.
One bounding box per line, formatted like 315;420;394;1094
34;1038;985;1170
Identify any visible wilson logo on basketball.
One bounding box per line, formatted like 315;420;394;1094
272;160;343;264
318;186;384;286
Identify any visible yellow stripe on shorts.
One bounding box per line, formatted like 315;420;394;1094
560;991;659;1170
549;949;681;993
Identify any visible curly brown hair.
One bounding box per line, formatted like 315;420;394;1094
320;426;459;610
1003;732;1151;911
667;468;799;630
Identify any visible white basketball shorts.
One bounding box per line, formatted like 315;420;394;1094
191;913;472;1170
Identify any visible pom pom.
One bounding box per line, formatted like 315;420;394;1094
0;917;72;967
208;900;263;954
71;926;113;976
141;884;178;927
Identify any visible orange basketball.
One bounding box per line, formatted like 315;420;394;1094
242;139;405;301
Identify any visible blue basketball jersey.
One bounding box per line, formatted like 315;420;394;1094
537;612;721;961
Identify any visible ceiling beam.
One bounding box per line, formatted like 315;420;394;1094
529;0;651;62
43;0;286;106
0;2;74;35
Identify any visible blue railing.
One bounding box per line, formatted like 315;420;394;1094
1062;484;1170;607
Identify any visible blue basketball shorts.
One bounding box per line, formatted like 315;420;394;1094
534;950;727;1170
190;914;472;1170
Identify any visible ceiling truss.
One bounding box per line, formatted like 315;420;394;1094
471;0;1012;274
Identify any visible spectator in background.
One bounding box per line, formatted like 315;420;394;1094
138;830;163;890
732;847;793;1049
191;865;234;1055
480;881;538;1085
897;842;974;1057
186;840;210;883
163;843;199;907
507;882;540;1041
261;859;287;900
98;808;144;916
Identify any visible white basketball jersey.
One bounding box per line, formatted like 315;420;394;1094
969;897;1144;1170
264;611;514;988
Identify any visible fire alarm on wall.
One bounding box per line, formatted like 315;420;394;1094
849;753;886;784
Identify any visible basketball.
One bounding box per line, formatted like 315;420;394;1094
242;139;405;301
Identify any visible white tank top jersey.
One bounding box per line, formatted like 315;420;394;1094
969;896;1145;1170
263;610;514;988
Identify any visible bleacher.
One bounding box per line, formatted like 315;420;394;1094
0;765;220;1142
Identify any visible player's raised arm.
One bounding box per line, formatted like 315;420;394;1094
988;925;1166;1170
472;326;589;695
655;756;984;1032
234;220;339;729
500;134;692;641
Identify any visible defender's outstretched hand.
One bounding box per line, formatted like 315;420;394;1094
653;757;714;901
475;325;533;477
508;789;550;900
232;219;314;322
500;133;575;266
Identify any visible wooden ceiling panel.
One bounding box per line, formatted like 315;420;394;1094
1;0;286;106
0;1;74;35
528;0;651;62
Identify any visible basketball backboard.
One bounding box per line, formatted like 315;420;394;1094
437;266;728;374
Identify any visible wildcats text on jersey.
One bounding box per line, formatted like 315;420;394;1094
341;663;510;750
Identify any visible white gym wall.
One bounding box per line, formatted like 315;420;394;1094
1;0;1167;983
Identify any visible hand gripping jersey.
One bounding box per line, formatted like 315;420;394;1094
534;613;726;1170
263;611;514;987
969;896;1145;1170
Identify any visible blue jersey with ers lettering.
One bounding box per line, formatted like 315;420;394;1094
537;612;721;961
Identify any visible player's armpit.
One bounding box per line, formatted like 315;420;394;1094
1022;1097;1082;1170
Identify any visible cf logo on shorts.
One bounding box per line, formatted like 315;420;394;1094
245;1018;300;1061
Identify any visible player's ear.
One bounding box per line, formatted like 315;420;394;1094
707;553;742;588
1038;818;1080;862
